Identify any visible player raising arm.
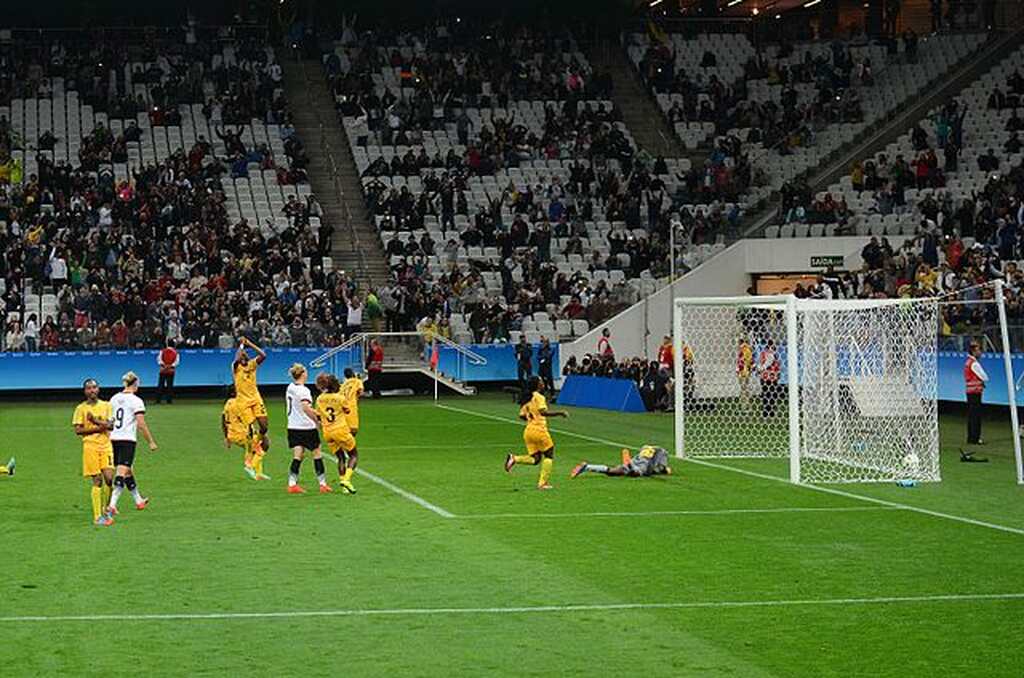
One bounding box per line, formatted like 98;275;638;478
72;379;115;526
233;337;270;455
316;372;359;494
104;371;158;514
571;445;673;479
504;376;568;490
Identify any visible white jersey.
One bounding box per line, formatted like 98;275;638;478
286;383;317;430
110;392;146;442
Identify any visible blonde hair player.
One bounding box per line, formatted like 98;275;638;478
72;379;115;526
315;372;359;494
105;371;158;516
285;364;331;494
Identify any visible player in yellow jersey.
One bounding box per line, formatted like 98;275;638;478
0;457;14;476
736;337;754;407
340;367;365;436
233;337;270;455
72;379;115;526
504;376;568;490
315;372;359;494
222;386;270;481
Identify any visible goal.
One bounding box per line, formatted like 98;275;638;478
673;295;943;483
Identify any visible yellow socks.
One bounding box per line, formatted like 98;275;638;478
253;451;265;476
0;465;7;475
513;455;538;465
101;483;112;509
341;467;353;483
91;486;103;521
538;458;553;486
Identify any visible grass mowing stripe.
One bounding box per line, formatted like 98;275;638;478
355;468;455;518
438;404;1024;538
454;506;905;519
4;592;1023;623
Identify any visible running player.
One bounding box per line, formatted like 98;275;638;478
233;337;270;454
340;367;364;436
570;445;673;478
285;364;331;494
106;371;158;514
504;376;568;490
0;457;14;476
222;386;269;480
315;372;359;494
72;379;115;526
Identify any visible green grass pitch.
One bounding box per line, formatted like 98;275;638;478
2;392;1024;677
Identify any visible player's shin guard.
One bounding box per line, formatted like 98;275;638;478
288;458;302;486
124;475;143;504
109;475;126;510
101;481;112;509
513;454;538;465
587;464;609;474
538;457;553;487
313;457;327;486
90;485;103;521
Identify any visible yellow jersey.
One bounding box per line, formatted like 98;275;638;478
316;393;351;435
737;343;753;377
520;392;549;433
222;397;249;440
72;400;113;447
341;377;364;414
233;360;261;403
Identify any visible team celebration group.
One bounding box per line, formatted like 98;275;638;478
64;337;678;526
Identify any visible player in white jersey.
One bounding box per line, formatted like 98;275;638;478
284;364;331;494
104;371;159;514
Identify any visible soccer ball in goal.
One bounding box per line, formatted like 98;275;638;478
673;295;940;484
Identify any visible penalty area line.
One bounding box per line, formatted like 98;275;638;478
455;506;904;519
3;592;1023;623
355;468;455;518
437;404;1024;537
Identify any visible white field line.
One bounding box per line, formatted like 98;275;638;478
3;592;1023;623
437;404;1024;537
455;506;903;519
354;469;455;518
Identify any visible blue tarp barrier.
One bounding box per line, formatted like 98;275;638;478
556;375;647;413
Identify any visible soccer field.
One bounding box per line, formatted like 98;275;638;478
3;393;1024;677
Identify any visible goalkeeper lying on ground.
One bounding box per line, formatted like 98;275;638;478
570;446;672;478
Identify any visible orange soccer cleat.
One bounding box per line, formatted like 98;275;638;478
287;484;306;494
570;462;587;479
135;497;149;511
319;484;334;494
537;483;554;491
621;448;633;466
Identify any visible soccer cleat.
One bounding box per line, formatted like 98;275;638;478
504;453;515;472
255;473;272;481
135;497;149;510
665;466;673;476
287;484;306;494
244;466;257;480
319;483;334;494
537;483;554;491
570;462;587;479
94;515;114;527
5;457;14;476
107;505;120;516
621;448;633;466
339;479;357;495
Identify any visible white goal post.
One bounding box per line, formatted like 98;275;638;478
673;294;948;484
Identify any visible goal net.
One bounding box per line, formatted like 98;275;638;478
674;295;940;484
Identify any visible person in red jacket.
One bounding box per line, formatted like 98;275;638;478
157;340;180;404
365;338;384;399
963;341;989;453
757;339;781;418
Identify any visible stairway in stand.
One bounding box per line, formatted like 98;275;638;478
280;57;390;289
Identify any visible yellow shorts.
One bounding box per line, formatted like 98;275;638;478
239;400;268;425
82;444;113;477
523;429;554;455
346;414;359;433
227;433;249;448
324;430;356;455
